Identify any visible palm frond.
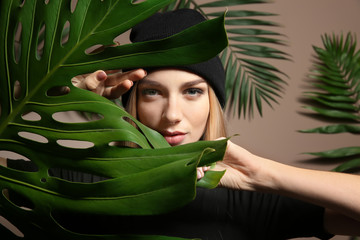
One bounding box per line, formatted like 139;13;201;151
300;32;360;172
164;0;290;119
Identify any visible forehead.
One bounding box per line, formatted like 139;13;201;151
140;68;207;86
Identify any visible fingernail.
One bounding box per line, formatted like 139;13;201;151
97;71;106;81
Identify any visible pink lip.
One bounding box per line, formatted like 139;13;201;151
162;131;186;146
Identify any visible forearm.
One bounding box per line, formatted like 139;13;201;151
256;155;360;222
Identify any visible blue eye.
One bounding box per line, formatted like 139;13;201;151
142;89;159;96
185;88;203;96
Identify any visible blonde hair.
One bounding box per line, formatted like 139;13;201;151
203;87;227;140
125;82;227;143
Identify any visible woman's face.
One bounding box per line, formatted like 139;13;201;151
137;69;210;146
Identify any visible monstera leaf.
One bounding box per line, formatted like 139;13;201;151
0;0;228;239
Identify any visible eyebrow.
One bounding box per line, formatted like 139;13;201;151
138;79;162;87
182;79;207;88
139;78;207;88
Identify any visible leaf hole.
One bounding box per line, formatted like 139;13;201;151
21;111;41;121
85;44;105;55
113;30;131;46
0;215;24;237
108;141;140;148
40;177;47;183
3;189;35;211
57;140;94;149
46;86;70;96
13;80;21;100
13;22;22;63
122;116;138;128
132;0;147;4
44;0;49;4
19;0;25;7
0;152;38;172
52;111;103;123
61;21;70;46
121;116;149;147
36;23;46;60
18;132;49;144
49;168;110;183
70;0;77;13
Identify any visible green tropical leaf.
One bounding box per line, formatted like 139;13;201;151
305;96;358;111
300;32;360;172
0;0;228;238
332;158;360;172
304;146;360;158
299;124;360;134
302;106;360;121
302;92;356;103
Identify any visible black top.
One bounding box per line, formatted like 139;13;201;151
8;159;333;240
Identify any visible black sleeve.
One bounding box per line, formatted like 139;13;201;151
7;159;38;172
54;187;334;240
167;187;334;240
227;188;334;240
6;159;334;239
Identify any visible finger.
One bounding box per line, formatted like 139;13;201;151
202;166;211;172
104;69;121;74
127;69;147;82
102;69;146;99
197;168;205;180
105;69;146;87
73;70;107;91
86;70;107;90
103;79;134;99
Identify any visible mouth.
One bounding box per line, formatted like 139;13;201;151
161;131;186;146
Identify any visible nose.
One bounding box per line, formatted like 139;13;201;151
162;95;182;124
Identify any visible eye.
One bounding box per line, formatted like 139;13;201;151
142;89;159;96
184;88;204;96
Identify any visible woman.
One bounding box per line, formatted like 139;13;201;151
3;8;360;239
71;9;360;239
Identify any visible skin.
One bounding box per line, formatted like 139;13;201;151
136;69;210;147
1;68;360;236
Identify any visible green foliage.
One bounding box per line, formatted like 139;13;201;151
164;0;290;119
0;0;228;239
300;32;360;172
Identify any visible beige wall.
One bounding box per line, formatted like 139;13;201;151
223;1;360;239
225;0;360;170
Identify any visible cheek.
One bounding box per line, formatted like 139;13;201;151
186;99;210;137
137;103;161;128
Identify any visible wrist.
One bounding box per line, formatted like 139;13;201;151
249;155;285;193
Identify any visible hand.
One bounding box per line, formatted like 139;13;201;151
197;166;211;180
214;140;262;191
71;69;147;99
